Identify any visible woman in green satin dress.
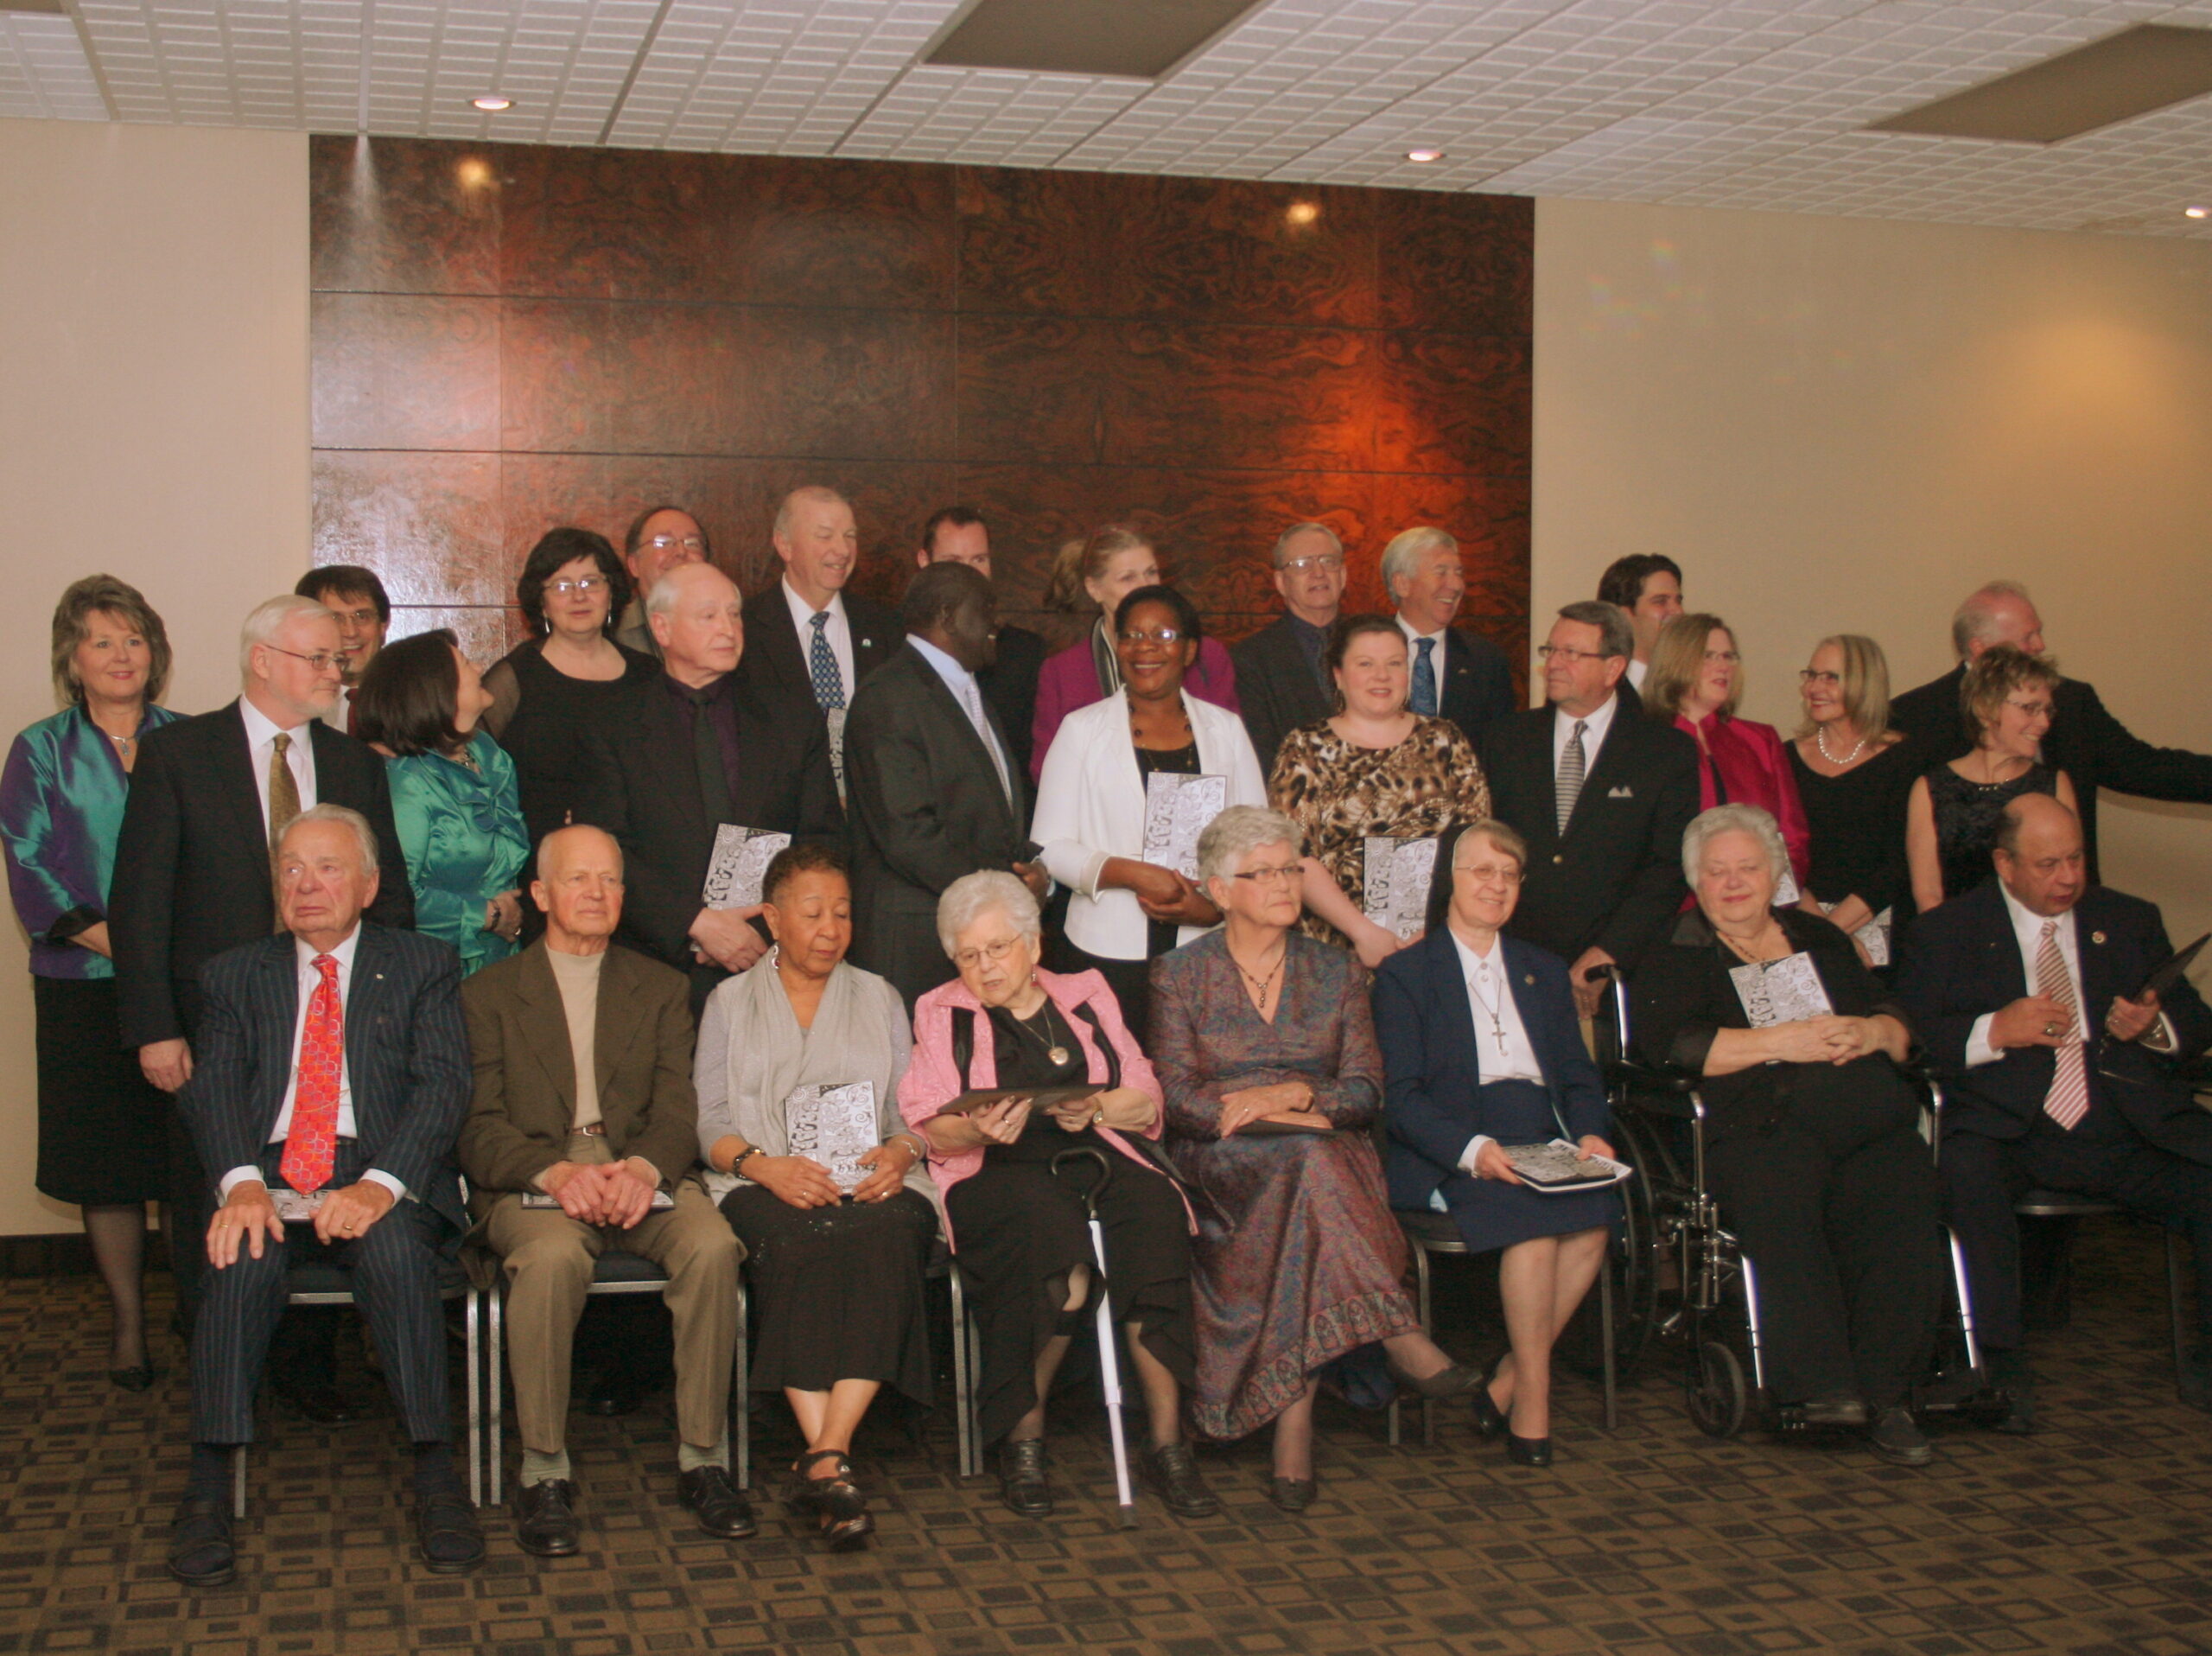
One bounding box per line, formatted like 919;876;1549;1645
355;629;529;975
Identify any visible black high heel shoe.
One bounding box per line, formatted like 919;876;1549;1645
1470;1355;1509;1441
788;1450;874;1551
1506;1433;1553;1468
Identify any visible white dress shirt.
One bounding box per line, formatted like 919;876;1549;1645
239;696;319;834
219;927;407;1202
1395;614;1447;681
910;633;1012;802
318;685;355;734
1552;691;1619;776
783;579;855;704
1626;658;1648;691
1448;929;1550;1176
1967;886;2172;1066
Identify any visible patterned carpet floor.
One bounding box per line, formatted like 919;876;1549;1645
2;1216;2209;1655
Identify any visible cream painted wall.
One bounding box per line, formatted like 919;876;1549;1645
0;119;308;1234
1533;198;2212;956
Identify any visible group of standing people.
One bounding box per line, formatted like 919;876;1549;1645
5;494;2211;1585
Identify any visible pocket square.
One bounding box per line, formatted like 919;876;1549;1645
1608;785;1634;799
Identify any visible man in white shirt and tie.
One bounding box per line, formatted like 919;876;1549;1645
1897;793;2212;1430
1382;525;1515;751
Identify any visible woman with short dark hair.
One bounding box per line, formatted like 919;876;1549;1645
0;575;181;1388
356;629;528;974
481;528;658;862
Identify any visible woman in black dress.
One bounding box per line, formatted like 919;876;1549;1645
481;528;658;861
1635;805;1945;1467
1786;634;1918;968
899;870;1214;1522
1905;645;2075;912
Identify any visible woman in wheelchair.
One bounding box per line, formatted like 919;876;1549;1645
1634;804;1947;1466
1373;819;1618;1467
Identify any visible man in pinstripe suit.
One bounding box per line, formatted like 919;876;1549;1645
166;806;481;1588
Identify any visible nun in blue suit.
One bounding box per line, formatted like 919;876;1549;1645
1373;818;1618;1461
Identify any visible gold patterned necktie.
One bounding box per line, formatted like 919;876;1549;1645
268;731;300;925
2036;920;2090;1131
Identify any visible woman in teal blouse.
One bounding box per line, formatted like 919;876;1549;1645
355;630;528;975
0;576;181;1389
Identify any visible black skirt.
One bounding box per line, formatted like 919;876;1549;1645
720;1185;938;1404
35;976;168;1207
1434;1080;1620;1255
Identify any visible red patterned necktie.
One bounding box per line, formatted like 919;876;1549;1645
2036;920;2090;1131
280;953;344;1193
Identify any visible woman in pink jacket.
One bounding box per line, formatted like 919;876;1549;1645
899;869;1212;1522
1029;524;1238;780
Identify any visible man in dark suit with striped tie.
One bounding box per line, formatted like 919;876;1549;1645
165;806;480;1588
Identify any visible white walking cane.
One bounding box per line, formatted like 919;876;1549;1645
1052;1146;1139;1529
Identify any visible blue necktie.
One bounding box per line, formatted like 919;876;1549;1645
808;611;844;712
1410;635;1438;717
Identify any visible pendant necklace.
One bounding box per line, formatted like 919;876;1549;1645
1014;994;1072;1067
1465;956;1510;1056
1233;947;1285;1014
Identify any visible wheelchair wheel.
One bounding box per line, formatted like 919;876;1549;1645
1592;1109;1662;1380
1686;1339;1745;1438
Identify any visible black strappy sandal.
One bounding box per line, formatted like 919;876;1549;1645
787;1450;874;1551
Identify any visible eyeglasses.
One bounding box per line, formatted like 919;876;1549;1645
1798;669;1841;687
952;935;1024;970
643;534;706;554
547;576;610;596
1536;645;1611;663
1703;650;1740;666
265;646;342;674
1118;627;1187;645
1453;863;1523;885
1276;553;1344;575
1230;863;1302;884
2005;698;2054;718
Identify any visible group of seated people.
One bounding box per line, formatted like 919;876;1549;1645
3;495;2210;1592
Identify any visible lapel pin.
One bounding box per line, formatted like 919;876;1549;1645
2091;932;2107;946
1523;973;1535;986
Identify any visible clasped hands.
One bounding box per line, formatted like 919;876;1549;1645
206;1177;394;1267
1217;1080;1330;1138
747;1138;920;1209
541;1157;662;1229
690;904;769;974
1117;860;1220;927
1991;989;2161;1051
482;889;524;943
1765;1015;1891;1066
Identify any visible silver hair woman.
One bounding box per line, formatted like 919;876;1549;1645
895;869;1213;1520
1631;803;1945;1466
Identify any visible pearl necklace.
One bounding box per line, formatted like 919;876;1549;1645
1815;723;1868;767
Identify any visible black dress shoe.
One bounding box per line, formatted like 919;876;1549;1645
786;1452;873;1551
1867;1408;1934;1467
1142;1443;1219;1519
1800;1392;1870;1430
1387;1356;1487;1401
108;1364;162;1393
1470;1358;1509;1442
512;1479;582;1557
677;1466;758;1539
166;1494;237;1588
274;1384;359;1426
998;1439;1053;1518
1265;1475;1317;1513
1506;1434;1553;1467
416;1491;486;1574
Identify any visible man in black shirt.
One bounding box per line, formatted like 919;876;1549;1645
1232;522;1346;778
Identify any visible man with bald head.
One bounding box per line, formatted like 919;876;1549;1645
740;487;900;787
460;824;747;1554
582;564;839;1012
1889;580;2212;880
1897;793;2212;1425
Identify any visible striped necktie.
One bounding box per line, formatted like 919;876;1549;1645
2037;920;2090;1131
1555;720;1587;836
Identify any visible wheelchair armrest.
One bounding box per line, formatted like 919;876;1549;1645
1611;1060;1705;1120
1611;1059;1699;1096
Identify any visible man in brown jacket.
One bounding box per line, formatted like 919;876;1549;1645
460;825;748;1556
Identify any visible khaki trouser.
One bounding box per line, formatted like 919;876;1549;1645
484;1137;741;1454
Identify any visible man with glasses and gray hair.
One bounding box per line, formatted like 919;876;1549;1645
1232;522;1348;778
111;594;413;1402
613;506;711;658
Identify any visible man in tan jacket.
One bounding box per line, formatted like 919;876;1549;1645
460;825;748;1556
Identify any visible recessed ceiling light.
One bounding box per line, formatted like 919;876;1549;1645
2187;205;2210;219
1405;148;1442;163
472;95;512;111
1284;201;1319;226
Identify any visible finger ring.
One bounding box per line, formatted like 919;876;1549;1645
2044;1022;2060;1036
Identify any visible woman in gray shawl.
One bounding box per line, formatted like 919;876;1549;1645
697;843;937;1551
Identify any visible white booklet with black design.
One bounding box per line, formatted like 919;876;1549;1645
1729;951;1834;1028
1819;901;1893;968
702;825;791;909
1503;1139;1632;1192
1140;772;1227;882
1363;836;1439;940
784;1080;880;1194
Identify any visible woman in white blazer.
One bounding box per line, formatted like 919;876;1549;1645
1032;587;1268;1042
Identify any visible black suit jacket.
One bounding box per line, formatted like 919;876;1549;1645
1893;880;2212;1160
578;672;842;995
979;622;1046;780
1479;702;1700;970
178;922;470;1229
737;583;901;715
111;701;415;1049
1890;666;2212;881
844;643;1033;1004
1414;623;1517;754
1232;613;1333;780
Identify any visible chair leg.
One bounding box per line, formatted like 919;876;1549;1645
1599;1258;1617;1433
486;1284;504;1508
734;1276;750;1494
2168;1230;2190;1385
467;1288;483;1509
232;1444;246;1522
949;1264;975;1481
1415;1245;1435;1449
